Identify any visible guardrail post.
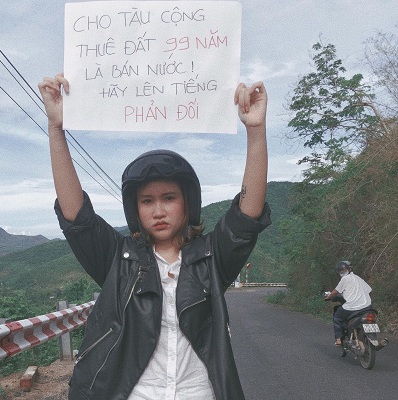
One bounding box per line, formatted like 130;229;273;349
57;300;73;361
245;263;252;284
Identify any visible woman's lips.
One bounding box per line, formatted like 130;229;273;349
154;222;168;230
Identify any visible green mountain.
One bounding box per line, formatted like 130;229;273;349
201;181;294;283
0;228;49;256
0;182;294;304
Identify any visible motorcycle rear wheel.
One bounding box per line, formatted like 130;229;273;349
358;334;376;370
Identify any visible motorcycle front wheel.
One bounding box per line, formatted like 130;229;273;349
358;334;376;370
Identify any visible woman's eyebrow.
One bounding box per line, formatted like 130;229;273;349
138;190;179;197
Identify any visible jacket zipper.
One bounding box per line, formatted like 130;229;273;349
178;297;207;319
89;266;147;390
178;296;218;396
74;266;146;390
74;328;113;365
88;266;147;390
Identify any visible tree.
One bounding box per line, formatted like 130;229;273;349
365;30;398;119
287;42;386;182
62;278;97;304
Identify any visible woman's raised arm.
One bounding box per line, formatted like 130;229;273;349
38;74;84;221
234;81;268;219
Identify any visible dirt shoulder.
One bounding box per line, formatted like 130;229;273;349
0;360;74;400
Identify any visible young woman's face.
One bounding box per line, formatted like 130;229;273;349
137;179;187;247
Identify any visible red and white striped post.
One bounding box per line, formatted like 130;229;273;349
57;300;73;361
245;263;252;285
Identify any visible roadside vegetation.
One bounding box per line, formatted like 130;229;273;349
0;279;97;378
268;30;398;336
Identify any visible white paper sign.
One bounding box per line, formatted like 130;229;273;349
63;1;242;134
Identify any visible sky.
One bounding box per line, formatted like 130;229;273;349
1;0;397;239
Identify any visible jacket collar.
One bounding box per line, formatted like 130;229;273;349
135;248;162;297
182;235;213;266
126;236;212;299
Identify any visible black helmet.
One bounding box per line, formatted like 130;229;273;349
122;149;201;233
335;260;352;272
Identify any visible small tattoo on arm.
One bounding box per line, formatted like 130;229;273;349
240;185;247;205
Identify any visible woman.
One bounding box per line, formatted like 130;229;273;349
39;74;271;400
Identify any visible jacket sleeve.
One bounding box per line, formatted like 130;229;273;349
54;191;122;287
212;193;271;290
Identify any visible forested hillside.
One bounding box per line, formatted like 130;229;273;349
202;181;294;283
0;240;91;317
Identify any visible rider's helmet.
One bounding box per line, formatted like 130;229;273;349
335;260;352;273
122;149;201;234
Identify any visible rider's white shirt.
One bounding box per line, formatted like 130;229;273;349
335;272;372;310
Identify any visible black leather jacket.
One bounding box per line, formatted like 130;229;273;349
55;192;271;400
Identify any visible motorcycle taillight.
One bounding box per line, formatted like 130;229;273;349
362;313;377;324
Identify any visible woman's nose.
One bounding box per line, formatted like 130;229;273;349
153;201;166;216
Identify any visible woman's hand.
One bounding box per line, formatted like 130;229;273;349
38;73;69;129
234;81;267;128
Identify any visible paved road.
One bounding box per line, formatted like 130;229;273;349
226;287;398;400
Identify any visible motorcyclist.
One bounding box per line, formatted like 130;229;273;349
324;261;372;346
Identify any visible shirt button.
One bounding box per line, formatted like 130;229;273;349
205;251;211;256
123;252;129;258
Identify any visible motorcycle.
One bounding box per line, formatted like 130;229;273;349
325;293;388;369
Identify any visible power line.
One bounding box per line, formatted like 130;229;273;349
0;50;122;201
1;49;121;196
0;51;42;104
0;86;122;204
1;85;46;134
0;58;45;116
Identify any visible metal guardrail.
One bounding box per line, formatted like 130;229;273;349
0;301;95;360
0;284;286;360
241;282;287;287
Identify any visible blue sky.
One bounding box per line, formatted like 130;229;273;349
1;0;397;238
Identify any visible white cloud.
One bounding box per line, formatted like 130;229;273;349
241;59;298;83
0;180;55;212
268;154;305;182
201;184;241;205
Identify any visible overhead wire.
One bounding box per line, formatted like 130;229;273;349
0;85;122;204
1;50;122;199
1;50;121;195
0;50;122;202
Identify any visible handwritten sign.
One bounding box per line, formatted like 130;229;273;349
63;1;242;134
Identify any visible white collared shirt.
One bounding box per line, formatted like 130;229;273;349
336;272;372;311
128;249;215;400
